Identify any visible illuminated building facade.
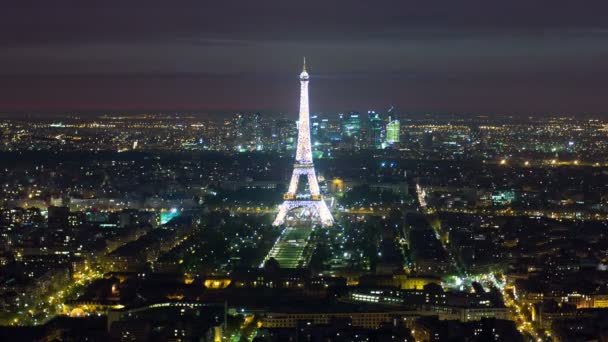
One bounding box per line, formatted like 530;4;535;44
386;119;400;144
273;59;333;226
368;111;384;149
340;112;361;138
234;112;262;151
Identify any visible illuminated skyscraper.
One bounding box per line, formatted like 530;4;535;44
386;119;400;144
273;59;333;226
340;111;361;138
367;111;384;149
234;112;262;151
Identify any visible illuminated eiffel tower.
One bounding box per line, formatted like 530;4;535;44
273;58;333;227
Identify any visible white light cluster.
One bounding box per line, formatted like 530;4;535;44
273;60;333;227
287;166;320;195
295;73;313;164
273;200;333;227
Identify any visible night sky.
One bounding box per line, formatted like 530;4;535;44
2;1;608;115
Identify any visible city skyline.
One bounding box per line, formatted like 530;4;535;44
1;3;608;341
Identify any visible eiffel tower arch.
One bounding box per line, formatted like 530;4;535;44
273;58;334;227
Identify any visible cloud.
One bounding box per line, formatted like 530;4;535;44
1;1;608;113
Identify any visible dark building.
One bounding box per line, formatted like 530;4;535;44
48;206;69;229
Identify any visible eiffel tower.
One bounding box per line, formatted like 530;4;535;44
273;58;333;227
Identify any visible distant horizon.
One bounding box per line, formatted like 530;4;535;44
0;109;605;120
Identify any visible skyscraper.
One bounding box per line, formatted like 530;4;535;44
386;119;400;145
233;112;263;151
423;130;434;150
368;111;384;149
340;111;361;138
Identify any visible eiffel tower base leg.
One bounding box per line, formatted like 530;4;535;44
273;200;333;227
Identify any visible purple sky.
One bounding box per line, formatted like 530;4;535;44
2;1;608;115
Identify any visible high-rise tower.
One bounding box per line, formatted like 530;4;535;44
273;58;333;226
386;119;400;145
